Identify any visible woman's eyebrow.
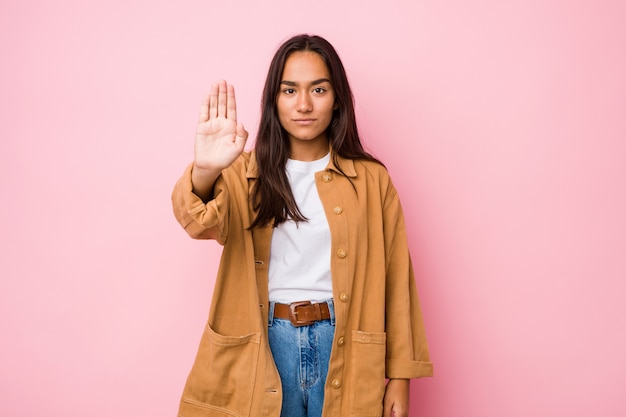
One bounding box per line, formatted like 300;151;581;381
280;78;332;87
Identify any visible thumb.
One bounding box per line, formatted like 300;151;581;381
235;123;248;144
383;401;393;417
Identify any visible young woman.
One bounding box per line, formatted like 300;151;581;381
172;34;433;417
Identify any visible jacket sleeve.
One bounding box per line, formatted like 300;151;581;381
382;180;434;379
171;163;229;244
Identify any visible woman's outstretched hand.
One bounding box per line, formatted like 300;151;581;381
191;80;248;200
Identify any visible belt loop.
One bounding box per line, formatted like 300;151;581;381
326;299;336;326
268;301;276;327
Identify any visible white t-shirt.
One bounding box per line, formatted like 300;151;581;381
268;153;333;303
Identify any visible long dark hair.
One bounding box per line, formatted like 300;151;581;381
250;34;381;229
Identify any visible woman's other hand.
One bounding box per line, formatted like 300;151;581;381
383;379;410;417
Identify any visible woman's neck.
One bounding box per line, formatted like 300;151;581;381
288;138;330;161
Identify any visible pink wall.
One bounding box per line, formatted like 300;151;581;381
2;1;625;416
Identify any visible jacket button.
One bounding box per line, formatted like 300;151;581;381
336;248;347;258
337;336;345;347
322;173;332;182
339;292;350;302
331;379;342;389
333;206;343;215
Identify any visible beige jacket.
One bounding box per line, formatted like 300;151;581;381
172;151;433;417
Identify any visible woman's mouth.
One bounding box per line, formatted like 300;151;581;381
293;119;316;125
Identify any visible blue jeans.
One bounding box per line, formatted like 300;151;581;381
268;300;336;417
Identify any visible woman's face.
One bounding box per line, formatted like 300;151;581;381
277;51;337;158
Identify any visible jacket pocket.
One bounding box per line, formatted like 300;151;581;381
180;323;261;417
349;330;387;417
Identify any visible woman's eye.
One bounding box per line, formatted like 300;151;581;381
283;88;296;95
313;87;326;94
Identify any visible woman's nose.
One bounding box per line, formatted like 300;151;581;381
297;93;312;112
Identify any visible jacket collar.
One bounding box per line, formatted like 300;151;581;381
246;149;357;179
246;151;259;179
326;152;357;177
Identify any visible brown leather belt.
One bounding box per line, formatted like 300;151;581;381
273;301;331;327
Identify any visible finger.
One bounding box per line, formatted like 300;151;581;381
227;84;237;122
198;94;210;123
235;123;248;146
391;403;406;417
217;80;227;118
208;82;218;120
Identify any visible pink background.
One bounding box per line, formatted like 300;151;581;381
1;1;625;416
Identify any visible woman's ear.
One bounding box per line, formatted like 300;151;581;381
333;101;339;110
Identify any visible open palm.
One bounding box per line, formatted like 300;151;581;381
194;80;248;171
